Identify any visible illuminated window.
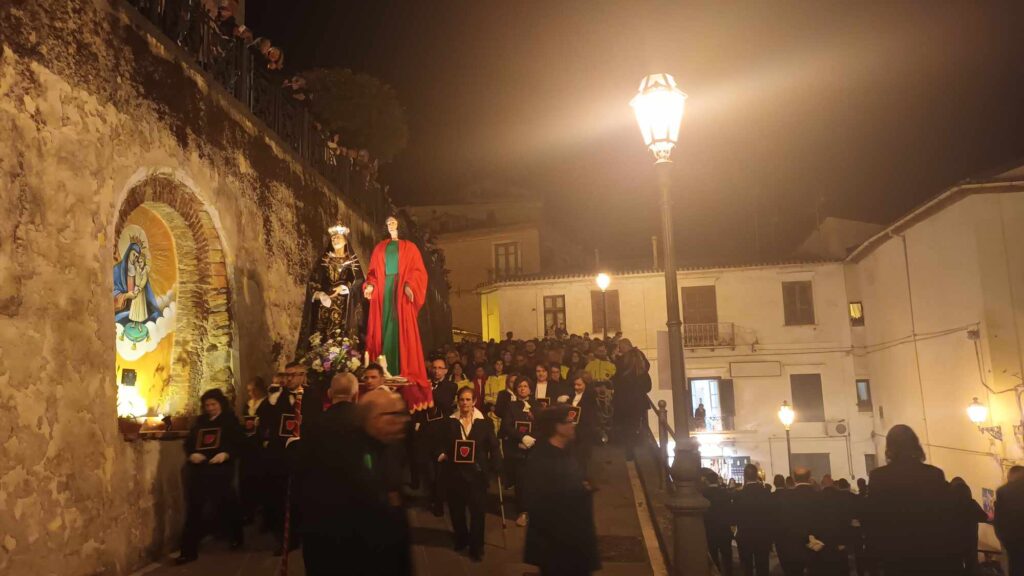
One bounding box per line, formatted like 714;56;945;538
849;301;865;326
856;379;872;412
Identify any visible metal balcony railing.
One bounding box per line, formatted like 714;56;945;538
683;322;735;348
124;0;389;225
487;267;524;282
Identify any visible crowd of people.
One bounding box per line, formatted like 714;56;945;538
701;424;1024;576
173;330;1024;576
174;331;652;574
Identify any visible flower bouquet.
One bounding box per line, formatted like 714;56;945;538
301;330;363;374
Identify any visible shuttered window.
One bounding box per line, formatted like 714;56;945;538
718;378;735;430
790;373;825;422
782;281;815;325
590;290;621;333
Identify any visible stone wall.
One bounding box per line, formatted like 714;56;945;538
0;0;385;573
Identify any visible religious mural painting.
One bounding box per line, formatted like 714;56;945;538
113;206;178;417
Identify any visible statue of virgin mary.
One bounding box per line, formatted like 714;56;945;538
296;225;365;356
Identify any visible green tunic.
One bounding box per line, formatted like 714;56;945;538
381;240;401;374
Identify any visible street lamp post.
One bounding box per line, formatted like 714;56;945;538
631;73;709;576
596;273;611;340
778;400;795;474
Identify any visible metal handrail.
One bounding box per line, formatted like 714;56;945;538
647;396;675;489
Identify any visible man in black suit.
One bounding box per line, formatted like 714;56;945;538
701;469;735;576
865;424;958;574
414;357;457;516
733;464;773;576
773;467;820;575
996;465;1024;576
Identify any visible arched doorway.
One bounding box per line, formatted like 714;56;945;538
112;175;234;417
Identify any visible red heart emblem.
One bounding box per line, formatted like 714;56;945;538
518;425;528;433
245;420;255;430
459;446;470;458
203;434;215;444
286;421;296;431
569;410;578;419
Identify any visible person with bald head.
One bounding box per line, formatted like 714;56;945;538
289;371;361;575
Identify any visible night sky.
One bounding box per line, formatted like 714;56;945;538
247;1;1024;266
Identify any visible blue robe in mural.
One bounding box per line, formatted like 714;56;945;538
113;243;162;326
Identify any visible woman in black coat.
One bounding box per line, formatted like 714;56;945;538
950;477;987;575
565;370;599;481
500;377;537;526
610;347;652;458
438;386;502;562
523;404;600;576
178;388;246;564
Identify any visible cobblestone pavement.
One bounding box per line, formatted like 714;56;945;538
137;444;655;576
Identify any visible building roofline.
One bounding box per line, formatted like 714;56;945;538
845;178;1024;263
477;259;840;291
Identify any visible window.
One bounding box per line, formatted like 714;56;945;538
782;281;815;325
493;242;521;278
849;301;865;326
790;373;825;422
543;295;566;335
864;454;878;475
682;285;721;346
790;453;832;479
856;379;872;412
590;290;621;333
690;378;735;431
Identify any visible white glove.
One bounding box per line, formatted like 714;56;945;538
518;442;528;450
209;452;229;464
806;535;825;552
188;453;208;464
285;437;301;448
335;285;350;296
318;293;332;307
521;435;536;448
556;395;570;404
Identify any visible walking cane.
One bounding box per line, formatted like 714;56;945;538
279;386;304;575
496;440;508;549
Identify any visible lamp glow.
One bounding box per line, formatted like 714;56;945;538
967;397;988;425
117;384;148;418
778;400;795;429
630;73;688;163
596;272;611;292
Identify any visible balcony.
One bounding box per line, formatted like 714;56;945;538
487;267;524;283
683;322;735;348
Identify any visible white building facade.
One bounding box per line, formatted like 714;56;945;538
478;169;1024;526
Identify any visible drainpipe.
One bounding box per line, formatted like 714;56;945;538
896;231;932;461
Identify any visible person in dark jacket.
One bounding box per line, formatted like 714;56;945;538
701;469;735;576
438;386;501;561
523;404;601;576
949;477;987;575
733;464;773;575
773;467;821;575
610;347;652;459
177;388;245;564
995;465;1024;576
256;361;306;552
289;372;361;576
566;370;599;480
240;376;268;524
500;377;537;527
415;357;457;516
865;424;958;574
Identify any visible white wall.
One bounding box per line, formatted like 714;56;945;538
852;193;1024;541
483;262;873;480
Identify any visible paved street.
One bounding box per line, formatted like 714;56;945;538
136;444;658;576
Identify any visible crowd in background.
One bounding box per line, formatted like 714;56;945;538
702;425;1024;576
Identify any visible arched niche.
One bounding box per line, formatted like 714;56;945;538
113;175;234;416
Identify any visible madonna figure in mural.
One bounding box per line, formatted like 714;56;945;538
114;236;161;349
297;224;365;356
364;216;431;411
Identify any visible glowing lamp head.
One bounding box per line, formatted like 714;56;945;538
596;272;611;292
630;73;688;163
117;385;148;418
967;397;988;425
778;400;795;429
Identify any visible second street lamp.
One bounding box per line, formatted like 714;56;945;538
596;272;611;340
778;400;795;475
631;73;710;576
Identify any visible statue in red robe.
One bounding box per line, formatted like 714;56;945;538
364;217;432;411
